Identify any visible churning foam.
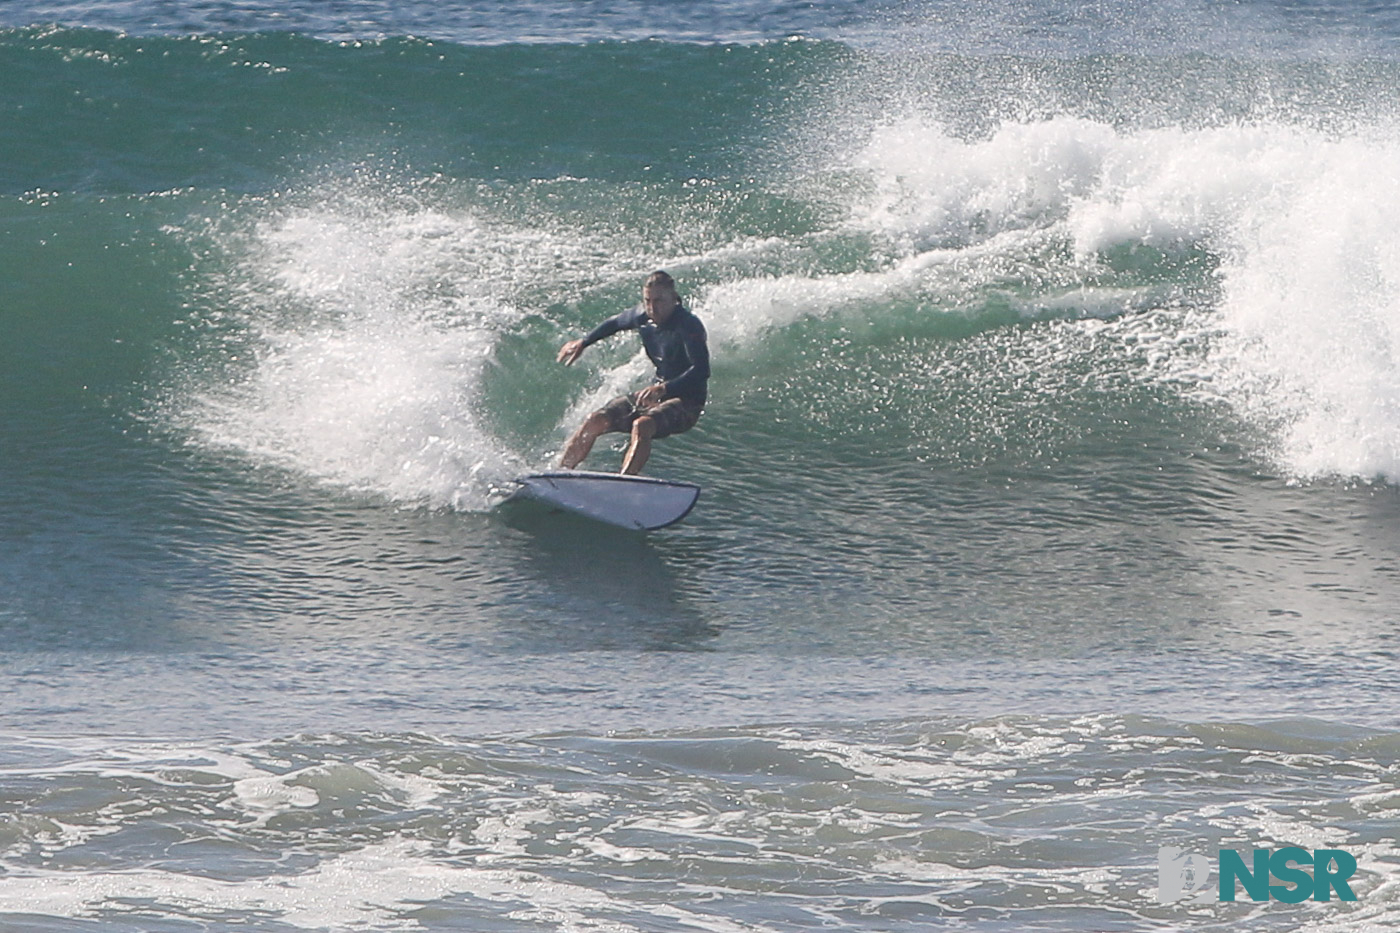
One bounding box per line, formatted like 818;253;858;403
754;109;1400;482
1209;130;1400;481
175;115;1400;490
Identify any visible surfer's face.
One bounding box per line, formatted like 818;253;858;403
643;286;678;324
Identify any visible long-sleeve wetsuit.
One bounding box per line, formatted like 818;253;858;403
581;304;710;407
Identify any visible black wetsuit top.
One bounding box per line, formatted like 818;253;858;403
582;304;710;407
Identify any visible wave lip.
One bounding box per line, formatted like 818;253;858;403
817;106;1400;483
0;2;887;44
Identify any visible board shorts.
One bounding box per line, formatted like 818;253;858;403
598;392;703;439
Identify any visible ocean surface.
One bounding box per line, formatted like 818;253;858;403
5;0;1400;929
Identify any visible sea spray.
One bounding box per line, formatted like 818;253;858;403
170;179;529;508
1219;226;1400;477
792;100;1400;482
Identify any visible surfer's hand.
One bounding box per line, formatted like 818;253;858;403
637;383;667;407
558;339;586;365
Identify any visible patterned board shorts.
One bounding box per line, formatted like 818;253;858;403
599;392;703;439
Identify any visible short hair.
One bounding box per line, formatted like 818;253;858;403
644;270;678;297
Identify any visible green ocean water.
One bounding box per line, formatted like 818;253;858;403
5;10;1400;930
7;27;1400;651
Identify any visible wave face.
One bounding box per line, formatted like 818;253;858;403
5;18;1400;500
5;9;1400;645
5;3;1400;931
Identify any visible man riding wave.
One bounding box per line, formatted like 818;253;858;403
556;271;709;475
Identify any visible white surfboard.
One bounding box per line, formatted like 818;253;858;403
508;471;701;531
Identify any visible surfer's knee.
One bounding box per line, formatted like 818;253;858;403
632;416;657;441
582;411;611;435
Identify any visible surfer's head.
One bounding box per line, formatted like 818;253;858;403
642;270;680;324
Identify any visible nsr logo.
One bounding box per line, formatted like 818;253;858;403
1158;846;1359;903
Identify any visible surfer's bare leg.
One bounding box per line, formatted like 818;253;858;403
560;411;611;469
621;416;658;475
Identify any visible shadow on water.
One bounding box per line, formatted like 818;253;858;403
488;498;721;652
175;485;726;656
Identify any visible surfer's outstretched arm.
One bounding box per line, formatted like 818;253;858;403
558;311;634;366
557;339;586;365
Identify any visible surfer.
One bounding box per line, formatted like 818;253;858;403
557;270;710;475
